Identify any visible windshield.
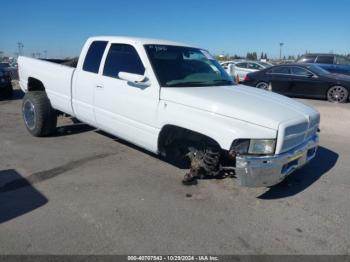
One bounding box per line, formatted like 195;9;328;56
307;64;330;75
144;45;234;87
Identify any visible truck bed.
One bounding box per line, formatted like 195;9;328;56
18;56;76;116
42;58;79;68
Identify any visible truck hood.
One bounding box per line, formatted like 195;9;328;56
160;84;319;130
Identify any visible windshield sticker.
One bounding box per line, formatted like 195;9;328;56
155;46;168;52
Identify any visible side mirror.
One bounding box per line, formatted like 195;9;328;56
118;72;146;83
305;72;314;78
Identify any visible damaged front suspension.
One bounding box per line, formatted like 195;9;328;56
182;147;235;185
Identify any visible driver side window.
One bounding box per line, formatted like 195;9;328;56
103;44;145;78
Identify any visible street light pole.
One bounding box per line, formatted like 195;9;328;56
279;43;284;60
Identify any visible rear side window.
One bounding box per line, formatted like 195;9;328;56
335;55;350;65
83;41;108;73
103;44;145;78
316;55;334;64
247;63;262;70
236;62;247;69
269;66;291;74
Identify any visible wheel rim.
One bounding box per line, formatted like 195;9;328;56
257;82;268;90
23;100;36;129
328;86;348;103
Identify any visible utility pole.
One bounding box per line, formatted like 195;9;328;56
279;42;284;60
17;42;24;56
44;50;47;59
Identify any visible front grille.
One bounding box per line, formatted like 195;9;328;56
280;115;319;153
285;122;308;136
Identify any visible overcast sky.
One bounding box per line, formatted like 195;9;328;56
1;0;349;58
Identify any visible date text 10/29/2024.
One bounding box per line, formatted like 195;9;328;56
127;256;219;261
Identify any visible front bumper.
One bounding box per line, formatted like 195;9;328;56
235;134;319;187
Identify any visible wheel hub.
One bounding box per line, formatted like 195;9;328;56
328;86;347;102
23;100;36;129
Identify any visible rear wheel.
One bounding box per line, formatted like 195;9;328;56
256;82;269;90
327;86;348;103
22;91;57;136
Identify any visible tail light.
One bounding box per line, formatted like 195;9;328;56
244;75;251;81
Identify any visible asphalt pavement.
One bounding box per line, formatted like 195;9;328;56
0;84;349;254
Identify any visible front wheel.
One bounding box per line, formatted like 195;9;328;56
22;91;57;137
327;86;349;103
256;82;269;90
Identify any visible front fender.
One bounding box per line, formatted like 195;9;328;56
158;101;277;151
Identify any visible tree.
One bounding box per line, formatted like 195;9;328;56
283;55;286;60
246;52;258;60
260;52;264;59
229;54;243;60
264;53;268;60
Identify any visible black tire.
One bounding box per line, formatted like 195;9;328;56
0;84;13;98
327;86;349;103
256;81;269;90
22;91;57;137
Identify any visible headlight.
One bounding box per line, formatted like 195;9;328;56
231;139;276;155
248;139;276;155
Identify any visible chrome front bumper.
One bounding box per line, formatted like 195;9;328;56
236;134;319;187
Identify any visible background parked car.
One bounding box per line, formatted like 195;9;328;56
242;63;350;103
296;53;350;76
0;64;13;98
0;62;18;80
221;60;273;82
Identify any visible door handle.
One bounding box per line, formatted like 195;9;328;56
96;85;104;89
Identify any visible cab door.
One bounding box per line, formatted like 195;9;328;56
93;43;160;152
72;41;108;126
290;66;324;98
267;66;293;95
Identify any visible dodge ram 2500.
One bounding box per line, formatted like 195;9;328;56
18;36;320;187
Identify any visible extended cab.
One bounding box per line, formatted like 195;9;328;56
18;36;320;187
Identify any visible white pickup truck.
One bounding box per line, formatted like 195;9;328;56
18;36;320;187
